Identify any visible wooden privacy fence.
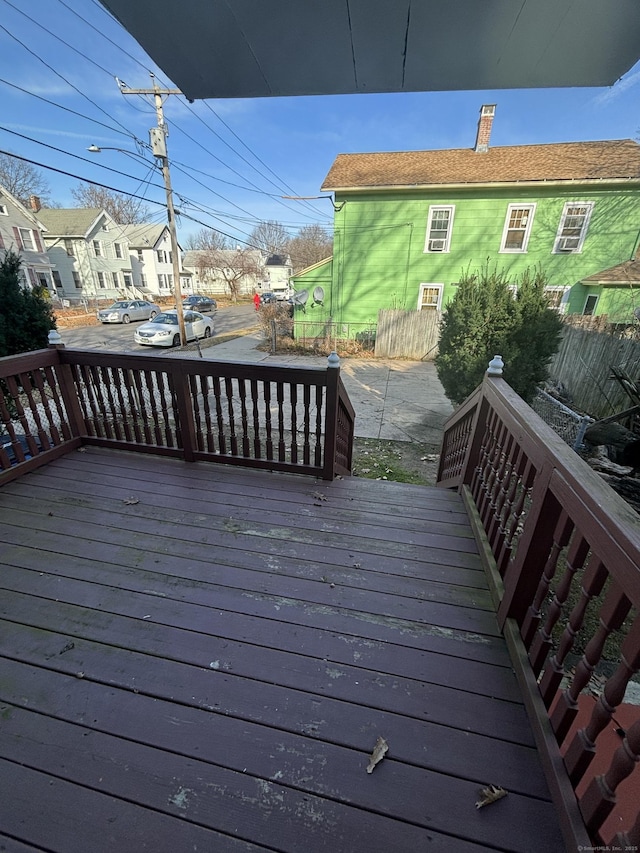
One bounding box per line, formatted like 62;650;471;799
0;347;355;483
375;309;441;359
550;324;640;418
437;371;640;851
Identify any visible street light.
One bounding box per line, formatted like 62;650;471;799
87;143;187;345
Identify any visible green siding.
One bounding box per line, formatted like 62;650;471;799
314;185;640;326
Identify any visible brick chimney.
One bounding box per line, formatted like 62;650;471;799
29;195;42;212
474;104;496;153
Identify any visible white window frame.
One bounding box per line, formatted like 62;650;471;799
112;271;120;288
499;203;536;253
19;228;36;251
553;202;594;254
123;273;133;289
424;205;455;253
583;293;599;316
97;271;106;289
93;240;102;257
544;286;571;313
114;242;123;259
0;203;8;215
417;283;444;311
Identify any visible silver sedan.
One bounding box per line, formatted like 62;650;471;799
97;300;161;324
134;309;214;347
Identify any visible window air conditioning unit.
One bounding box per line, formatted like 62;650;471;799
429;239;446;252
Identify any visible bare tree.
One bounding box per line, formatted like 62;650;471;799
249;220;289;255
287;224;333;272
70;183;151;224
193;245;262;301
183;227;229;251
0;152;54;208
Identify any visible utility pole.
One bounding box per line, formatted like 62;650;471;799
119;74;187;344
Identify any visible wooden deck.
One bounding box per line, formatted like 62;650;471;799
0;447;564;852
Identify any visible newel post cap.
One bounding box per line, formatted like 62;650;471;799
487;354;504;376
327;351;340;368
48;329;64;348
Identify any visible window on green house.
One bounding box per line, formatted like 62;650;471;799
554;202;594;253
500;204;535;252
417;283;443;310
544;286;571;312
424;206;455;252
583;294;598;315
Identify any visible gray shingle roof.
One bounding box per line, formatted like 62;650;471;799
34;208;104;236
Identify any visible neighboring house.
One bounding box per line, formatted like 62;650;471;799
182;248;264;297
299;105;640;327
261;253;293;299
35;207;135;301
0;187;57;295
119;223;191;298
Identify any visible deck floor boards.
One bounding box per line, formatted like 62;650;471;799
0;448;564;852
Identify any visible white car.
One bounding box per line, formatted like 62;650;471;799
97;300;160;324
134;309;214;347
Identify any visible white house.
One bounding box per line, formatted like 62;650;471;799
262;253;293;298
182;248;264;296
119;222;191;298
0;187;57;294
35;207;135;301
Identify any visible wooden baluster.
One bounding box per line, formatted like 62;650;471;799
495;459;535;578
18;370;51;450
0;387;25;463
5;375;40;454
31;367;61;445
529;533;590;679
210;375;226;453
100;366;124;441
486;431;514;549
474;409;501;521
250;378;261;458
290;383;298;464
580;717;640;838
564;612;640;787
132;369;153;444
224;377;238;456
73;364;97;436
188;375;204;451
521;511;573;648
152;370;173;446
542;558;610;717
199;375;215;452
276;382;286;461
262;380;272;459
43;365;72;441
314;385;323;468
302;384;311;466
238;378;250;457
111;368;133;443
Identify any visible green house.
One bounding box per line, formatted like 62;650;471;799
293;106;640;329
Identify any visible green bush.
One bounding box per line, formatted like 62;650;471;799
0;250;56;357
435;263;563;405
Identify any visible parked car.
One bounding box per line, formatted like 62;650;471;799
97;300;160;324
134;310;214;347
182;295;217;313
260;292;277;304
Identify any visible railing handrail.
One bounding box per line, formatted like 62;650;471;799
437;370;640;850
0;346;355;482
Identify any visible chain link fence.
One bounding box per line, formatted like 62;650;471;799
531;389;594;451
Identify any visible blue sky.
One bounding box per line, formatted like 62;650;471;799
1;0;639;247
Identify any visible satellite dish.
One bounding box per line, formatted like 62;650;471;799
292;289;309;306
313;286;325;304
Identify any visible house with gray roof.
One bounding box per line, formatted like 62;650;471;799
118;223;190;298
0;187;57;295
35;208;135;301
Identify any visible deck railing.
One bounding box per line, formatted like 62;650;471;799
0;346;355;483
437;370;640;851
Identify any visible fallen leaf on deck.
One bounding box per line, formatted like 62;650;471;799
122;497;139;505
366;736;388;773
312;491;327;501
475;784;508;809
